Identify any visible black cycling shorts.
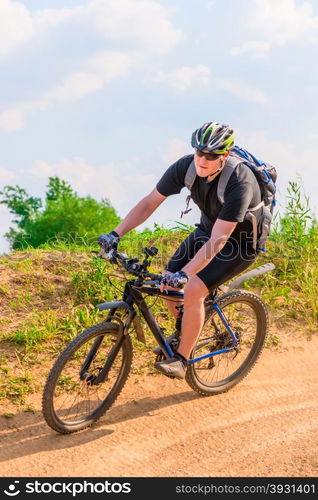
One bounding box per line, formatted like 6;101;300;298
165;226;258;291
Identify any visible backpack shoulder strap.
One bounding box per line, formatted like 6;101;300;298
184;160;196;191
181;159;196;218
217;155;242;204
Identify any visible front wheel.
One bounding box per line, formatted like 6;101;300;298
186;290;268;396
42;322;132;433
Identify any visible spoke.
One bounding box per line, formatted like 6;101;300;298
192;300;258;387
56;388;74;413
64;389;81;419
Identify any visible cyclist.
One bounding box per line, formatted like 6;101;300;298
98;122;263;380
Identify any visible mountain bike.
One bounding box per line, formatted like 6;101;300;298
42;246;275;434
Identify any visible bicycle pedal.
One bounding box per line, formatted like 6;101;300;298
155;352;165;363
153;332;179;354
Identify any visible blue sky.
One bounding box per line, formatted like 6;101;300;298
0;0;317;253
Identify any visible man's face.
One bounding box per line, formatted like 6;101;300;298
194;150;227;178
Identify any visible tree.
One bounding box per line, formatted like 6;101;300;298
0;177;121;249
46;177;74;201
0;185;42;228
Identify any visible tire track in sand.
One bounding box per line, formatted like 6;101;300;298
1;336;317;477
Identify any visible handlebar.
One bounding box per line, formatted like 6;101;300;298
91;247;163;283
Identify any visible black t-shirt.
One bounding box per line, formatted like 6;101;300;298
156;154;262;242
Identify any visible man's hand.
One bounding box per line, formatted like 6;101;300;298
97;231;120;255
160;270;189;290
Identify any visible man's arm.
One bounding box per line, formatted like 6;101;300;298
114;188;167;237
182;219;237;278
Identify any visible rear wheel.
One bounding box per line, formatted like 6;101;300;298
186;290;268;396
42;322;132;433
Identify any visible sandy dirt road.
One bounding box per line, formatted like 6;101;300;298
1;335;317;478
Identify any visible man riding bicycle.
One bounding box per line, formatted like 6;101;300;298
98;122;264;380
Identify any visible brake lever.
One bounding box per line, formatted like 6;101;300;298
91;249;118;264
125;262;144;274
102;250;114;260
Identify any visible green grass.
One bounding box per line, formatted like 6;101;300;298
242;181;317;331
1;306;102;349
0;372;35;405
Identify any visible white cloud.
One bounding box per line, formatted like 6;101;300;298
153;64;211;93
0;0;75;58
89;50;139;80
206;1;215;9
28;155;160;213
39;49;138;107
0;109;24;133
231;0;318;57
0;0;183;132
151;64;267;102
0;0;36;58
29;157;127;205
33;6;78;30
230;41;271;58
87;0;183;55
250;0;318;45
215;78;268;103
158;138;191;165
308;133;318;144
0;0;182;59
42;73;104;104
0;166;15;185
0;51;137;132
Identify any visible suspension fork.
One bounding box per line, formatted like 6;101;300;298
89;292;137;384
79;336;104;379
79;308;120;379
79;317;128;385
87;332;126;385
80;299;135;383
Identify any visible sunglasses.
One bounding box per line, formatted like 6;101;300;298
195;150;221;161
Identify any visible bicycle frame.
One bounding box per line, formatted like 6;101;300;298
42;249;275;434
97;280;239;365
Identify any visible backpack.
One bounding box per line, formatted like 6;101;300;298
182;145;277;251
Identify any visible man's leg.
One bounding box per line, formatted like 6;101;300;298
157;273;206;355
154;275;209;379
177;275;209;359
152;270;184;354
